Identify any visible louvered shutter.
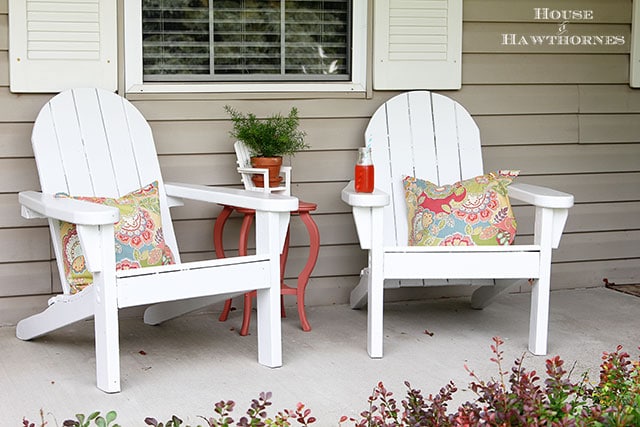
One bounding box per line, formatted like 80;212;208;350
631;0;640;88
8;0;117;93
373;0;462;90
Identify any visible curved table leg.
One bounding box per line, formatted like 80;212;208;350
219;202;320;335
215;206;235;322
295;211;320;332
237;212;255;336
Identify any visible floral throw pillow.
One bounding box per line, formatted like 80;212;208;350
58;181;175;293
403;171;519;247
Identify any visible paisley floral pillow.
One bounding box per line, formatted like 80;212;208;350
403;171;519;246
58;181;175;293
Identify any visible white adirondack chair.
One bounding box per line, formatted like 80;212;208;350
341;91;574;358
17;88;297;393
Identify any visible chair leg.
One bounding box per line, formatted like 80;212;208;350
16;289;95;340
93;271;121;393
471;279;525;309
367;208;385;358
254;210;283;368
529;208;554;356
350;268;369;309
240;224;291;334
146;295;242;325
368;263;384;359
529;274;551;356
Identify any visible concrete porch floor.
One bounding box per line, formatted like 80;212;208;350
2;287;639;425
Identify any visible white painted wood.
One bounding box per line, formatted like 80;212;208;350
383;251;541;279
143;295;241;326
122;1;367;94
342;91;574;358
255;210;284;367
234;141;291;195
16;287;96;340
373;0;463;89
17;88;296;392
471;279;526;309
8;0;117;92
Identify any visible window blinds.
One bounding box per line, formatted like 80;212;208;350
142;0;351;81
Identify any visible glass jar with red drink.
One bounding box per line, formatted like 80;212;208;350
355;147;374;193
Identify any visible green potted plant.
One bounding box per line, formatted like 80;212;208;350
224;105;309;187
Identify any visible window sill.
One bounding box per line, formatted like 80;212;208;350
125;82;368;100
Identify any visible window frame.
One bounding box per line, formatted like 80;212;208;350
124;1;368;94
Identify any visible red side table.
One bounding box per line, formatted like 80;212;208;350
215;201;320;335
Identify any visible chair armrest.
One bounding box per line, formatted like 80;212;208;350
164;183;298;212
237;167;268;175
341;181;390;207
19;191;119;224
508;183;574;209
237;166;292;194
509;183;574;249
237;166;292;175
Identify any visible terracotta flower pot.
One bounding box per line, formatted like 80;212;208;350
250;156;284;188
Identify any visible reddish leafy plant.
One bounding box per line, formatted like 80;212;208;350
341;337;640;426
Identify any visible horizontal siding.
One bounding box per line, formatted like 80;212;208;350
463;0;631;23
462;54;630;85
0;123;35;157
464;23;630;54
0;0;639;324
151;117;369;154
579;115;640;143
579;85;640;112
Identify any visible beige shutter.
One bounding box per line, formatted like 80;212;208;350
373;0;462;90
8;0;117;93
631;0;640;88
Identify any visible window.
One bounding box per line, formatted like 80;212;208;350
125;0;367;93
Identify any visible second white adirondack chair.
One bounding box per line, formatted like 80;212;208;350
17;88;297;393
342;91;574;358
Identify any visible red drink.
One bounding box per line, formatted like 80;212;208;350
355;164;374;193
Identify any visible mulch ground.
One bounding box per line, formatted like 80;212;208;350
605;282;640;298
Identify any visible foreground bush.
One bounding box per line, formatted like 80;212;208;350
24;338;639;426
341;337;640;426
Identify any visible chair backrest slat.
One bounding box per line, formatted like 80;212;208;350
235;141;255;190
365;91;483;247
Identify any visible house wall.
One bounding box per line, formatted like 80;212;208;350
1;0;639;324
